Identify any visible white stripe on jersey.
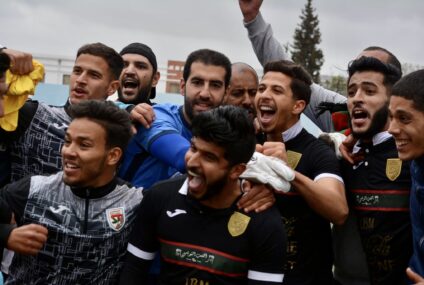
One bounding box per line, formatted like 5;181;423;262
248;270;284;282
127;243;156;260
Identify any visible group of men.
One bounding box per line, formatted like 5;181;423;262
0;0;424;284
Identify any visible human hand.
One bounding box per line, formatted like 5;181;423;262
339;134;360;164
7;224;48;255
319;132;346;159
2;48;34;75
258;141;288;162
130;103;155;129
237;180;275;213
240;151;294;192
407;267;424;285
238;0;263;22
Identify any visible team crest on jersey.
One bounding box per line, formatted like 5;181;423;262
287;150;302;169
386;158;402;181
228;212;250;237
106;207;125;231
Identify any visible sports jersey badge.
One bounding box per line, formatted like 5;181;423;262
106;207;126;231
386;158;402;181
228;212;250;237
287;150;302;170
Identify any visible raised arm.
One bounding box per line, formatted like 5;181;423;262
238;0;347;132
239;0;289;65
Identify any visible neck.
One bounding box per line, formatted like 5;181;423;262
200;180;242;209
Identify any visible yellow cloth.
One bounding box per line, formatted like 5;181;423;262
0;60;44;131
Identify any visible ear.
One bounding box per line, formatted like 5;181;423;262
229;163;247;180
106;147;123;166
180;78;186;96
107;80;120;96
151;71;160;88
292;99;306;116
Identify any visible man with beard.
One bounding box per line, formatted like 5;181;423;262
238;0;403;133
223;62;258;121
119;105;286;285
0;101;143;284
387;70;424;285
341;56;411;285
118;42;160;106
119;48;231;189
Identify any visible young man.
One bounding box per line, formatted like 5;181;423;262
255;60;347;284
119;105;286;285
0;42;123;183
0;100;143;284
237;0;402;133
342;56;411;285
118;42;160;105
387;69;424;285
119;48;231;189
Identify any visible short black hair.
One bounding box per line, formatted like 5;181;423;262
69;100;132;153
263;60;312;106
77;43;124;80
392;69;424;113
348;56;402;90
191;105;255;166
183;49;232;88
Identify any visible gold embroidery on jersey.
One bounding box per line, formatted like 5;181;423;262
287;150;302;169
386;158;402;181
228;212;250;237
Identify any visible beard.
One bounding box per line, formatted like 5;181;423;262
183;95;195;122
118;83;152;105
198;174;229;201
351;103;389;139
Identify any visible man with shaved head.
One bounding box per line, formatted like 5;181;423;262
238;0;402;133
224;62;259;120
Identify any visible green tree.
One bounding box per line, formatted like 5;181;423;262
291;0;324;83
322;75;347;96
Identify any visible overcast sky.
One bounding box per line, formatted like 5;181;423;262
2;0;423;76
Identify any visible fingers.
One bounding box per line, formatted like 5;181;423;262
238;0;262;22
237;183;275;213
244;196;275;213
407;267;424;283
3;48;34;75
7;224;48;255
261;142;287;162
130;103;155;128
339;141;354;164
255;144;264;153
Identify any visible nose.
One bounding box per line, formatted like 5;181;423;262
351;89;365;104
387;117;399;136
61;142;77;158
75;71;88;84
198;83;211;99
124;63;136;75
186;149;200;168
241;91;252;107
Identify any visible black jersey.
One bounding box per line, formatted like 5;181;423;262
121;175;286;285
342;137;412;285
274;128;342;285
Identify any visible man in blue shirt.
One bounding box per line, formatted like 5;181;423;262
119;49;231;189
